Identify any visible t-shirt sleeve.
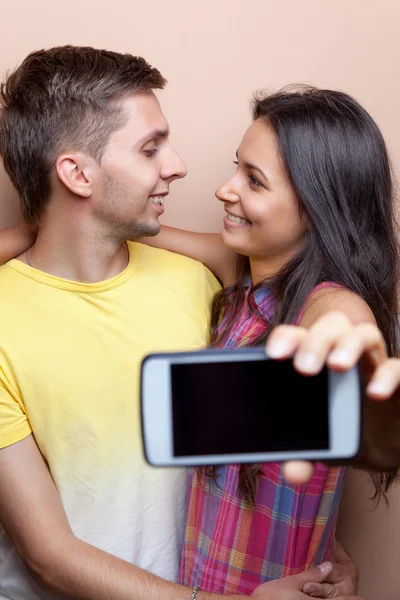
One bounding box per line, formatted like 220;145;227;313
203;264;222;302
0;380;32;449
195;263;221;332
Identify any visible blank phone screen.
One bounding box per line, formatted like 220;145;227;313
171;359;329;457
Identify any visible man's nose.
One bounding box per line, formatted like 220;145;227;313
161;147;187;181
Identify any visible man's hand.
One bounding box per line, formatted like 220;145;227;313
302;563;355;598
250;562;335;599
303;540;358;598
250;561;363;600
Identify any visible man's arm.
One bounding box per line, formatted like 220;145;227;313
0;223;35;264
0;434;243;600
1;435;345;600
1;435;357;600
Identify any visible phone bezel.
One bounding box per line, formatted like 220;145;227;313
140;347;362;467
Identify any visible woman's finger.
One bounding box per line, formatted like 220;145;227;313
366;357;400;400
266;324;308;360
282;461;315;484
268;311;353;374
303;581;338;597
268;312;388;378
292;312;357;375
326;322;387;371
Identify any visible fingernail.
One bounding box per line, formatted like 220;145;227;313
329;348;352;366
294;352;320;373
307;586;317;596
367;380;391;396
266;340;291;358
317;561;332;575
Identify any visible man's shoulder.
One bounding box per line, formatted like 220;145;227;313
0;262;25;293
129;241;202;268
129;242;220;287
0;265;29;335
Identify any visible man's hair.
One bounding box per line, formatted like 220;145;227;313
0;45;166;223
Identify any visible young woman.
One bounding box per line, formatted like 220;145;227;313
1;86;399;599
140;86;400;596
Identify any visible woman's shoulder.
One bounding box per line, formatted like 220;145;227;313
297;282;376;328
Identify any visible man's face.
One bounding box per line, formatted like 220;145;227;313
93;92;187;240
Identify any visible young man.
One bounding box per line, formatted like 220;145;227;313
0;46;349;600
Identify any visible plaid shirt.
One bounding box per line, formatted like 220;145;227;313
178;283;346;595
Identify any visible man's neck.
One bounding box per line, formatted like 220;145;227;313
22;216;130;284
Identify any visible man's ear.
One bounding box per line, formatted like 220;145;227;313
55;152;96;198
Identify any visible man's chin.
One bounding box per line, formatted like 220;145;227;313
147;223;161;237
124;220;161;241
142;220;161;238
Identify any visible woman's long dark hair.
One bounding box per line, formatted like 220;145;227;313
206;86;399;504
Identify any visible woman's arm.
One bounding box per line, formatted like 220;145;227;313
140;226;237;286
297;285;377;330
0;223;35;265
0;221;239;284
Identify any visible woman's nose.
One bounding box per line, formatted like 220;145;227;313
215;179;240;204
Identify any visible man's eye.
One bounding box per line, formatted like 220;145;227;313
144;149;158;157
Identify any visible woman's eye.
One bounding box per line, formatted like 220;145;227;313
233;160;262;187
249;174;261;187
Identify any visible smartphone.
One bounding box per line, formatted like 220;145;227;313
140;346;362;467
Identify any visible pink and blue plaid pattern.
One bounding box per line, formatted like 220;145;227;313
178;283;346;595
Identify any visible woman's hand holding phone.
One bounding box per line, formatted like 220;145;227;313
265;311;400;484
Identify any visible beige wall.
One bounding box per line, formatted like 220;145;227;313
0;1;399;598
337;470;400;600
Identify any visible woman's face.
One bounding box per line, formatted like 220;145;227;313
216;118;309;280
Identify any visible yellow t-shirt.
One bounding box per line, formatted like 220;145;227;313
0;242;220;600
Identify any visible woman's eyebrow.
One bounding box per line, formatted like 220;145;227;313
236;150;269;183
